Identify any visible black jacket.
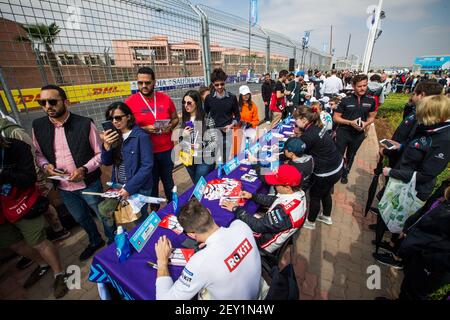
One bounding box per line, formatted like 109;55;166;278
300;124;342;175
0;138;36;189
402;102;416;119
398;200;450;275
261;80;275;103
32;113;101;186
204;91;240;128
389;122;450;201
383;112;418;167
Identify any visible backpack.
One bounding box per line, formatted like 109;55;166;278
0;117;23;138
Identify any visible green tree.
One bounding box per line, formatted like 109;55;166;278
16;23;64;84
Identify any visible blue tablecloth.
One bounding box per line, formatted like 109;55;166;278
89;122;294;300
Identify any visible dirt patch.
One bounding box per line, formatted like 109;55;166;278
374;117;395;141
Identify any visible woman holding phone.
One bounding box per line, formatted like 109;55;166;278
101;102;154;220
179;90;217;184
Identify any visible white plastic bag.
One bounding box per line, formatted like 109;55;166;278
378;172;425;234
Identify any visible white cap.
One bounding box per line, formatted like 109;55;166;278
239;85;251;95
310;97;318;103
117;226;124;234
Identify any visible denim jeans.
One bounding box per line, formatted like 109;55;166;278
186;163;215;184
59;179;115;245
151;150;175;202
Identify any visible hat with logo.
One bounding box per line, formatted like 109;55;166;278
284;137;307;157
239;85;251;95
264;164;302;187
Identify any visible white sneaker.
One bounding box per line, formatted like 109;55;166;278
265;121;271;125
302;220;316;230
317;215;333;225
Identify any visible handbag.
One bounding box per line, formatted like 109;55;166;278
1;184;42;223
378;172;425;234
114;201;141;224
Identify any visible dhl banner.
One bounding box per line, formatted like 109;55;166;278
0;81;131;111
1;76;205;111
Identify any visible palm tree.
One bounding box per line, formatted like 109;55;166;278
16;23;64;84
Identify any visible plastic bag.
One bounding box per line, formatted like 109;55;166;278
378;172;425;234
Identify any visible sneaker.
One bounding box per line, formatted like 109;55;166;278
317;215;332;225
79;240;105;261
23;265;51;288
369;223;377;231
47;228;71;242
340;176;348;184
53;273;69;299
16;256;33;270
302;220;316;230
373;252;403;270
370;207;380;215
265;121;271;125
371;240;396;253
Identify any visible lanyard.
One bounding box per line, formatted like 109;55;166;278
139;92;157;119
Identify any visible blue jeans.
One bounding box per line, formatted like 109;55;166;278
59;179;115;245
151;150;175;202
186;163;215;184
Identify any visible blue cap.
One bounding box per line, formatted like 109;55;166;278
284;137;307;156
296;71;305;77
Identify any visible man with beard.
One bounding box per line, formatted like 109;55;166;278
125;67;179;206
32;85;112;261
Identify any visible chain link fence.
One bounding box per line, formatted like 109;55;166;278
0;0;331;129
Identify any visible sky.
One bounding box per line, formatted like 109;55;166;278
191;0;450;67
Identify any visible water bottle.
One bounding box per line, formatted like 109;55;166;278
217;156;223;178
245;137;250;159
115;226;130;263
172;186;179;215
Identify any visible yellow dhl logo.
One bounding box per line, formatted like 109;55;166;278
1;82;131;111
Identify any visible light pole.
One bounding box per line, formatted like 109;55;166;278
362;0;385;73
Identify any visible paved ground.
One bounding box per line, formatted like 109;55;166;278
0;123;403;300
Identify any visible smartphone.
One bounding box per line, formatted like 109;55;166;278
356;117;363;128
54;168;66;174
185;121;193;128
379;139;396;150
101;120;115;132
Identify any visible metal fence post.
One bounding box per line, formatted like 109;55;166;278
260;28;270;74
192;5;211;85
0;66;21;125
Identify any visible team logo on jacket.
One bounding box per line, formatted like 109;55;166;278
224;238;253;272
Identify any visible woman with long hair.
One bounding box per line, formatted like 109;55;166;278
179;90;217;183
293;106;343;230
237;85;259;151
101;102;154;220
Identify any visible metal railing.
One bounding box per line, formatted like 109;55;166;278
0;0;331;126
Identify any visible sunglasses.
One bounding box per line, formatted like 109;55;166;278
37;99;62;107
213;82;225;87
137;81;153;86
183;100;193;106
108;114;127;122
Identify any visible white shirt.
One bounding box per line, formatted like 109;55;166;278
156;220;261;300
321;75;343;95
